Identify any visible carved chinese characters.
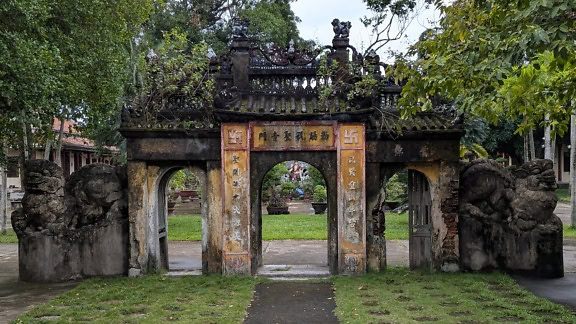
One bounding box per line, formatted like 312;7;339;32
338;124;366;275
222;124;251;275
251;123;336;151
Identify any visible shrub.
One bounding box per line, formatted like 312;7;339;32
303;182;315;195
312;185;327;203
386;172;408;203
268;188;287;208
280;182;297;197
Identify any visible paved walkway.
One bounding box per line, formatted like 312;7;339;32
0;244;78;324
244;282;338;324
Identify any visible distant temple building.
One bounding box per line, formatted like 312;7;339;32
6;119;118;189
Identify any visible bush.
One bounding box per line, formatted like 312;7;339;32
307;166;326;188
268;188;287;208
386;172;408;203
280;182;297;197
303;182;315;195
262;163;289;192
312;185;327;203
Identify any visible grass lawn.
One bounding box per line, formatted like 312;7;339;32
557;188;570;202
333;267;576;324
168;214;331;241
564;225;576;239
14;269;575;323
0;229;17;243
6;212;573;243
13;275;255;324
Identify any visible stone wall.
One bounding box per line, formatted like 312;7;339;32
459;159;563;278
12;160;129;282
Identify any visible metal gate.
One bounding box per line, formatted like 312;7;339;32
408;170;432;270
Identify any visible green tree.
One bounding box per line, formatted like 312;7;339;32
143;0;303;55
307;166;326;189
392;0;575;225
394;0;575;133
0;0;153;162
262;163;289;193
361;0;437;55
239;0;302;47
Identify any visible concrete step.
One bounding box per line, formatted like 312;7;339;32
257;264;331;280
165;269;202;277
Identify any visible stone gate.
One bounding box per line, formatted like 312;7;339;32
120;19;463;276
12;19;563;282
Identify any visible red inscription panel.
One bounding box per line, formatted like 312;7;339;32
221;124;251;275
338;124;366;275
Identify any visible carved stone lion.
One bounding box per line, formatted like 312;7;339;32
12;160;67;233
231;18;249;40
65;164;128;228
459;158;563;277
332;19;352;39
12;160;128;235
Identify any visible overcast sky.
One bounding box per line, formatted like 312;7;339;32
291;0;444;62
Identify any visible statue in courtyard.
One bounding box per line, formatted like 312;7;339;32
11;160;130;282
12;160;67;234
459;158;563;278
332;19;352;39
12;161;128;234
231;18;249;40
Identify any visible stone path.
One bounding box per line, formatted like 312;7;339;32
244;282;338;324
0;244;78;324
513;274;576;311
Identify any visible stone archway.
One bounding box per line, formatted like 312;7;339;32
220;122;368;275
250;152;338;274
148;164;209;274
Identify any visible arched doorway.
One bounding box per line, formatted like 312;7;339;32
249;151;339;274
384;169;432;270
156;167;205;274
257;161;329;275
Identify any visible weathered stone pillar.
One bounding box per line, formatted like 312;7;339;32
438;161;460;271
221;124;251;275
338;124;366;275
365;163;385;272
127;161;149;276
205;161;223;274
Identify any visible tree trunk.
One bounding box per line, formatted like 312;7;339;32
1;140;7;234
54;117;66;166
44;139;52;160
21;120;29;161
544;114;552;161
523;133;530;163
529;129;536;161
570;114;576;227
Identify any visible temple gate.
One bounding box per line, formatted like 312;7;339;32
11;18;564;283
120;18;464;276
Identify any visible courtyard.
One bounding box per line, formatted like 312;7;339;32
1;0;576;323
1;201;575;323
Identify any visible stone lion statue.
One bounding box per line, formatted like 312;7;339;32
459;158;563;277
12;160;128;235
332;19;352;39
12;160;67;233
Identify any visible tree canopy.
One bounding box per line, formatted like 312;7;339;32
0;0;154;159
394;0;576;136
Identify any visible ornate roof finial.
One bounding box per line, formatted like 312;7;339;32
231;18;249;40
332;19;352;39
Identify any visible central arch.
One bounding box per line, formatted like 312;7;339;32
249;151;339;274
